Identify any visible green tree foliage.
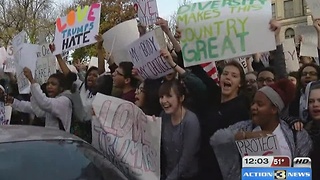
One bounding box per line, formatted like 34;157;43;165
69;0;136;62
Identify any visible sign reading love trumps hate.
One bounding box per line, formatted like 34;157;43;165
235;135;280;157
91;93;161;180
127;30;173;79
177;0;276;67
53;3;101;55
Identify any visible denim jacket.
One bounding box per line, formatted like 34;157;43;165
210;120;312;180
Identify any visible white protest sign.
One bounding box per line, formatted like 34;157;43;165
12;30;27;54
177;1;276;67
102;19;140;65
0;104;12;125
88;56;110;72
154;27;166;49
52;3;101;55
306;0;320;19
128;30;173;79
4;46;15;73
235;135;280;157
35;44;57;85
0;47;6;66
283;38;299;72
133;0;159;26
15;44;38;94
296;25;318;57
92;93;161;180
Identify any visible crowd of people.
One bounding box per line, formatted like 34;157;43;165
1;15;320;180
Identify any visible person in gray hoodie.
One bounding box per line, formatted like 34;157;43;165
210;79;312;180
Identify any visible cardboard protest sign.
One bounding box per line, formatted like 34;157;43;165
88;56;110;72
53;3;101;55
235;135;280;157
133;0;159;26
12;30;27;54
0;103;12;125
306;0;320;19
35;44;57;85
296;25;318;57
177;1;276;67
283;38;299;72
128;30;173;79
0;47;6;66
92;93;161;180
102;19;140;65
4;46;15;73
15;44;38;94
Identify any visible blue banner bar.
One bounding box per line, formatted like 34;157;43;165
242;167;311;180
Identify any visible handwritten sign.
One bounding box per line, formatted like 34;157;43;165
92;93;161;180
35;44;57;85
306;0;320;19
53;3;101;55
0;104;12;125
4;46;16;73
235;135;280;157
103;19;140;65
133;0;159;26
12;31;27;54
177;1;276;67
296;25;318;57
128;30;173;79
283;38;299;72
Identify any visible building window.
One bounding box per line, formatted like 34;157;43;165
285;28;295;39
302;0;308;15
272;3;276;18
284;0;294;18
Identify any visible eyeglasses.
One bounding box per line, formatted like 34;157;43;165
302;71;318;77
135;86;144;94
257;78;274;83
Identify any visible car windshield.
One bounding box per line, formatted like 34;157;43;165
0;140;127;180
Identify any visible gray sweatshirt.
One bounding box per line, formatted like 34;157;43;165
161;109;200;180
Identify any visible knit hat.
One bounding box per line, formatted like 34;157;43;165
258;79;295;112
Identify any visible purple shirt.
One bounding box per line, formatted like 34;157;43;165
121;89;135;103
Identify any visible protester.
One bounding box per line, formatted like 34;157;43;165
159;79;200;180
211;79;312;180
8;68;72;131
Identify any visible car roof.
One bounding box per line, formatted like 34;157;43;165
0;125;84;143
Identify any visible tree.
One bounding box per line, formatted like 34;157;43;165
168;0;192;33
0;0;59;46
68;0;136;62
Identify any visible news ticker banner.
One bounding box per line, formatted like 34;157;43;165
242;156;311;168
242;168;311;180
242;157;311;180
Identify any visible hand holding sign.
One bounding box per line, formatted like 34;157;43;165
269;19;281;36
23;67;34;83
155;17;170;34
313;18;320;33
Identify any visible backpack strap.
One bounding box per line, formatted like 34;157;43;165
79;82;85;91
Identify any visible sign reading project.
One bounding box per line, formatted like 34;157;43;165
53;3;101;55
235;135;280;157
177;1;276;67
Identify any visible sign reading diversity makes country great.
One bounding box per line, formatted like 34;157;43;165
177;0;276;67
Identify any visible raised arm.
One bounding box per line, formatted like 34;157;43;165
49;44;70;76
95;35;106;75
156;17;181;52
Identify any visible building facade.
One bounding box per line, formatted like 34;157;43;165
272;0;312;41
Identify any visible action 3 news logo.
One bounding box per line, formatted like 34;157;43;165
274;170;286;179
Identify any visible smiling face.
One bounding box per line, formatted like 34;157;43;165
308;89;320;121
301;66;318;88
220;65;241;99
159;88;184;114
251;91;278;127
